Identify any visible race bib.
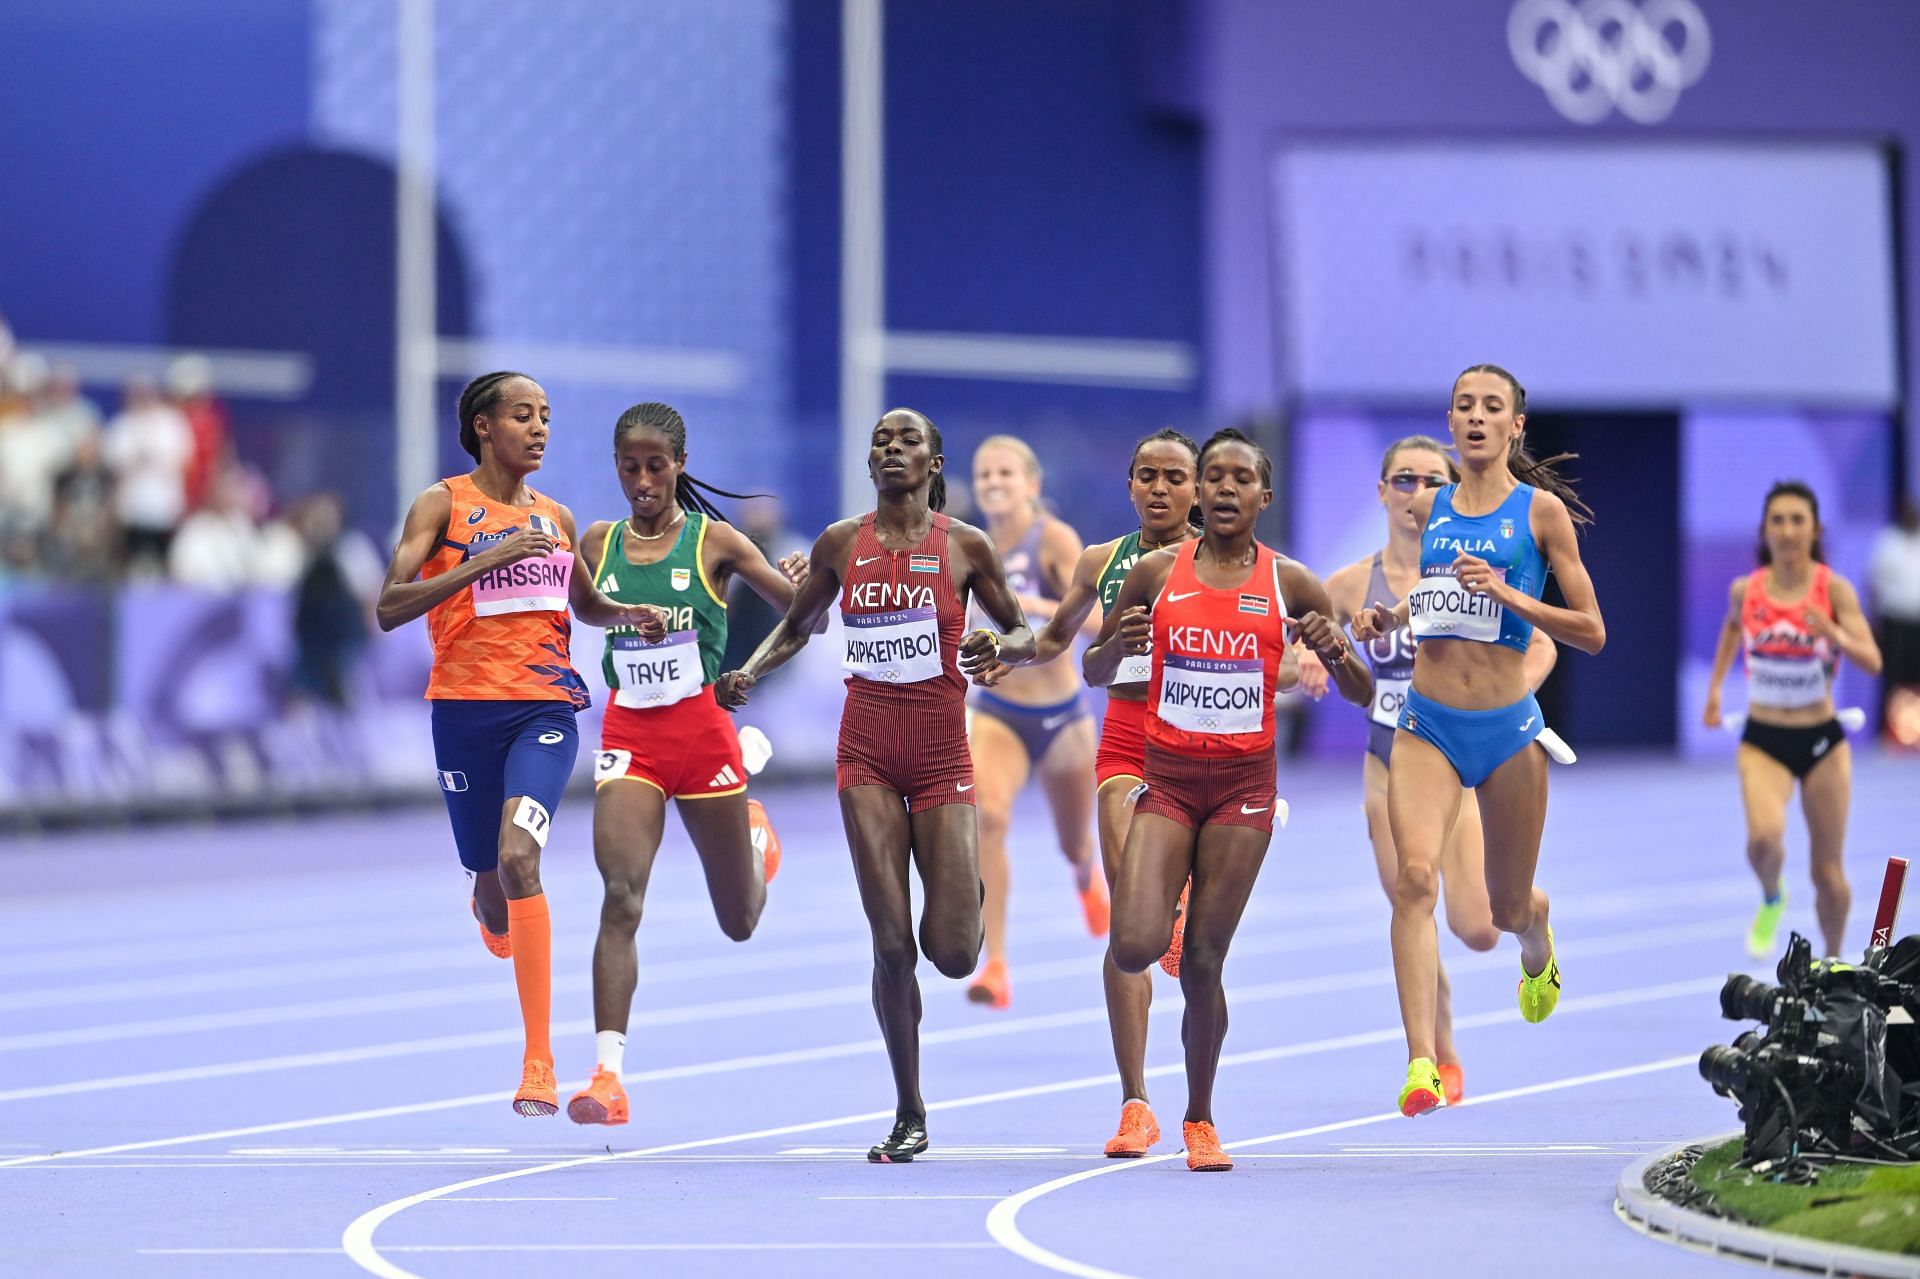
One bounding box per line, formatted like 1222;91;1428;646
1158;654;1263;735
1114;651;1153;687
1748;654;1828;709
611;631;705;708
842;607;944;684
1407;567;1503;643
1370;675;1411;728
472;549;572;616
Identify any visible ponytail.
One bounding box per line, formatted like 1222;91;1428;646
614;401;766;524
1455;363;1593;527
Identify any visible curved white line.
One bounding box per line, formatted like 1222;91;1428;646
984;1054;1698;1278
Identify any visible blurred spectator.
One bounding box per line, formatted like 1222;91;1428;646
288;494;383;706
720;495;805;680
1871;496;1920;738
169;464;263;590
104;375;193;574
2;355;98;541
167;354;229;513
45;432;119;582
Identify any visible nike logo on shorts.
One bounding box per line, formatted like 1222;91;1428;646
855;555;881;566
956;782;975;792
1240;803;1269;815
1518;716;1536;733
1168;591;1201;603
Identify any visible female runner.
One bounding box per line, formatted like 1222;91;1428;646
965;434;1106;1010
717;408;1036;1162
1702;481;1880;960
1092;429;1373;1170
377;371;664;1116
1312;436;1556;1106
974;428;1202;1153
1352;364;1605;1118
567;401;811;1125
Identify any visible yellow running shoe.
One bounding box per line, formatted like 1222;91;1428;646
1747;892;1785;959
1518;926;1560;1024
1398;1057;1445;1117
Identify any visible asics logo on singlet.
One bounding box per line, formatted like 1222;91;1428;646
1167;591;1202;603
466;506;486;525
848;582;935;610
855;555;882;566
1430;536;1498;555
1167;626;1259;659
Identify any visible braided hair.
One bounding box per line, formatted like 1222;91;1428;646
456;370;534;461
1453;364;1593;526
613;402;764;522
1130;427;1203;528
1198;426;1272;491
877;408;947;512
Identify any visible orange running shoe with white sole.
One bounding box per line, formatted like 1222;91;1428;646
567;1067;629;1126
966;957;1011;1009
1158;881;1191;977
513;1059;559;1117
1438;1062;1464;1108
748;798;781;884
472;898;511;959
1104;1100;1161;1158
1183;1120;1232;1171
1079;871;1111;937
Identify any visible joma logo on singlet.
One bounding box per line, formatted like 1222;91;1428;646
1166;626;1258;659
1429;536;1498;555
848;582;936;611
613;605;695;636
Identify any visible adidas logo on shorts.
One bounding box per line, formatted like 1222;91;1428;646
709;764;742;788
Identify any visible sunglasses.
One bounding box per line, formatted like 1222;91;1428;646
1387;472;1449;492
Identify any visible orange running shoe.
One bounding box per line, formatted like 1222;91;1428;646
513;1059;559;1117
567;1067;629;1126
748;798;781;884
472;898;511;959
1104;1100;1161;1158
1437;1062;1465;1108
1183;1120;1232;1172
966;957;1011;1009
1079;870;1111;937
1158;880;1191;977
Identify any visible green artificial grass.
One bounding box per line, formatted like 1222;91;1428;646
1688;1137;1920;1256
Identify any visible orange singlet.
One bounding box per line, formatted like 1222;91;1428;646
422;473;588;707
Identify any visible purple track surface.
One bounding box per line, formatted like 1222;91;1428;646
5;754;1910;1277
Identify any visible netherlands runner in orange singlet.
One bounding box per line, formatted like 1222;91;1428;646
1087;429;1372;1171
716;408;1036;1163
377;372;665;1117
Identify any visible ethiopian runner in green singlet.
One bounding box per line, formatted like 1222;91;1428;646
565;402;809;1129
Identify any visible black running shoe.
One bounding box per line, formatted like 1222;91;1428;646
867;1116;929;1163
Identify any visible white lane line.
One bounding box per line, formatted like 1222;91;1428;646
147;1242;1000;1255
982;1053;1700;1279
819;1194;1005;1200
336;974;1720;1279
431;1196;615;1202
0;914;1739;1102
1;905;1368;1054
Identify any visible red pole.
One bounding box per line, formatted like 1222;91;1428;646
1871;857;1910;950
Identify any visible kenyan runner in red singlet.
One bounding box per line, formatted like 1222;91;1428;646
715;408;1036;1164
1085;429;1373;1171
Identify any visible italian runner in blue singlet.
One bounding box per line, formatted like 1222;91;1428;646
1351;365;1605;1120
